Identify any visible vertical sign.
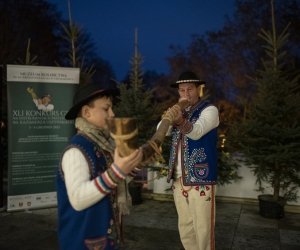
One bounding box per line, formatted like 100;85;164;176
6;65;79;211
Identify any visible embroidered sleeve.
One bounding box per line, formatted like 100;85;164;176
186;105;219;140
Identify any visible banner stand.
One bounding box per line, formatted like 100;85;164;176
6;65;79;211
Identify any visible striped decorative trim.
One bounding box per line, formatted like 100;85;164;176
102;171;117;189
94;177;111;194
176;79;200;84
111;163;126;180
94;163;127;195
106;168;120;184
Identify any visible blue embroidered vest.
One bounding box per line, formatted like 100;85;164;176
167;100;218;186
56;134;117;250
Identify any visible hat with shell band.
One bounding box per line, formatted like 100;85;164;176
65;83;118;120
170;71;206;88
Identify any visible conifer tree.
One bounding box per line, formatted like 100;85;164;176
114;29;158;147
60;0;95;84
230;0;300;202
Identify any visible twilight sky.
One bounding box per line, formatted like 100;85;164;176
49;0;235;80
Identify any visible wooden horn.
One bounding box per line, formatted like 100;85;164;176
108;99;190;164
140;99;190;162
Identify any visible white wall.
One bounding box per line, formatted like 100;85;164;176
148;166;300;206
216;164;300;206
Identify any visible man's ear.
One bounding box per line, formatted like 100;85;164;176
81;105;90;118
199;85;205;97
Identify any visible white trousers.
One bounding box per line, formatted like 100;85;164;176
173;179;216;250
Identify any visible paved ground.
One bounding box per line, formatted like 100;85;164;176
0;196;300;250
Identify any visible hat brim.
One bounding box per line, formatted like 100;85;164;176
65;88;118;120
170;80;206;88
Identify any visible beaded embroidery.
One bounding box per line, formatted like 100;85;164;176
178;179;213;203
168;100;218;186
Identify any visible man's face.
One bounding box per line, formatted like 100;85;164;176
42;96;51;105
178;83;200;105
83;96;115;129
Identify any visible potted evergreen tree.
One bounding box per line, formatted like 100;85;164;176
230;1;300;218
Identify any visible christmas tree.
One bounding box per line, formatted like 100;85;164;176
230;1;300;202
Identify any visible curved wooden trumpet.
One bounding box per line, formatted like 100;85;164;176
140;99;190;162
108;99;190;165
109;117;139;157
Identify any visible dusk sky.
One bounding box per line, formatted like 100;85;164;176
49;0;236;80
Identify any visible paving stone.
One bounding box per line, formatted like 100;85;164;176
280;229;300;246
216;202;241;224
279;212;300;230
123;226;183;250
123;200;178;231
232;226;280;250
238;205;279;229
215;222;236;249
0;198;299;249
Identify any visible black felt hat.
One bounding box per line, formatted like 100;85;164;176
65;83;118;120
171;71;206;88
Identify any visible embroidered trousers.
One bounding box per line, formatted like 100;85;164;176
173;180;216;250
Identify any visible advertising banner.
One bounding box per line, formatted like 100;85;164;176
6;65;79;211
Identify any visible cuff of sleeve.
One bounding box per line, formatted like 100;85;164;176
94;163;126;194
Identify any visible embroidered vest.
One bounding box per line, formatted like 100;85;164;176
56;134;117;250
167;100;218;185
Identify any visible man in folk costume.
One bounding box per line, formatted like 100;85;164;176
163;71;219;250
56;83;143;250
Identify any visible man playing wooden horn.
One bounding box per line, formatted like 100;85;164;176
162;71;219;250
